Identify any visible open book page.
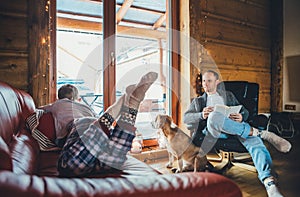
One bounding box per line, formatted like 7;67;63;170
214;104;242;117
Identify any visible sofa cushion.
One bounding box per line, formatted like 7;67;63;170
37;150;159;178
38;150;60;177
0;137;12;171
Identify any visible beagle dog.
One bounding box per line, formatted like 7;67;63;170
153;114;208;173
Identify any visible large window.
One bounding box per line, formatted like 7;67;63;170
55;0;179;140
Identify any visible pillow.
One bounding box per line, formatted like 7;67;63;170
37;112;56;142
26;110;60;151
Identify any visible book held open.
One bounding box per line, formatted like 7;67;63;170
214;104;242;117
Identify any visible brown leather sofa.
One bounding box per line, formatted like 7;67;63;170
0;81;242;197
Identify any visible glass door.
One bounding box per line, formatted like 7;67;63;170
56;0;174;140
56;0;104;114
115;0;170;139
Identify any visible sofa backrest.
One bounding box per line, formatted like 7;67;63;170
0;81;39;174
0;81;36;143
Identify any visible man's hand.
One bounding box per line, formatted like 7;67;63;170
202;106;214;119
229;113;242;122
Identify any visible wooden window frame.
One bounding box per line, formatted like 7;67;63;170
48;0;180;126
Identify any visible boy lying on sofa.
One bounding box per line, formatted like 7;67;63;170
36;72;158;177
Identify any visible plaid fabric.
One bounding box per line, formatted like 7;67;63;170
58;114;135;176
26;109;60;151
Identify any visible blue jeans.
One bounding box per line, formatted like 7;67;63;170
205;111;273;182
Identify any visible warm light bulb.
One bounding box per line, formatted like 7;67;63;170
41;38;46;44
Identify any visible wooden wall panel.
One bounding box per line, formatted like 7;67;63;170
200;0;270;27
0;57;28;73
0;0;54;106
259;92;271;112
204;17;270;49
0;0;27;14
0;0;29;92
28;0;52;106
190;0;271;113
0;56;28;89
202;43;270;69
0;17;28;51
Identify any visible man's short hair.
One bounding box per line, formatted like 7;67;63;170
58;84;79;101
203;70;219;80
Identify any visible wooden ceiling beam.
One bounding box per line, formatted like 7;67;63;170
117;25;166;39
57;17;166;39
153;13;166;29
116;0;133;24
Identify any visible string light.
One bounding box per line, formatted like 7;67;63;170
203;0;208;44
45;0;50;12
41;37;47;44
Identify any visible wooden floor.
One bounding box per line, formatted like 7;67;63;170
146;133;300;197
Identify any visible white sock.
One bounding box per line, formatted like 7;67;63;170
264;177;284;197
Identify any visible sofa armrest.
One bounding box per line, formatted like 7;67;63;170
9;129;40;174
0;170;241;197
0;137;12;171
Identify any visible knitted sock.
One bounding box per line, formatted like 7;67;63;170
98;112;115;135
263;177;284;197
117;106;138;132
105;95;125;120
124;72;158;110
114;72;158;132
253;127;292;153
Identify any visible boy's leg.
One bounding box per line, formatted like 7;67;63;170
101;71;158;132
96;71;158;168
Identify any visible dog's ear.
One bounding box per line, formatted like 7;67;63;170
165;115;172;125
166;116;177;129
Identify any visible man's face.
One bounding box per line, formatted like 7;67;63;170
202;72;219;94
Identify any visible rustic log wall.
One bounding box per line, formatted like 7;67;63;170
190;0;272;113
0;0;53;107
28;0;54;106
0;0;29;90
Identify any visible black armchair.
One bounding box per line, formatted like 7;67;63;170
189;81;268;173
